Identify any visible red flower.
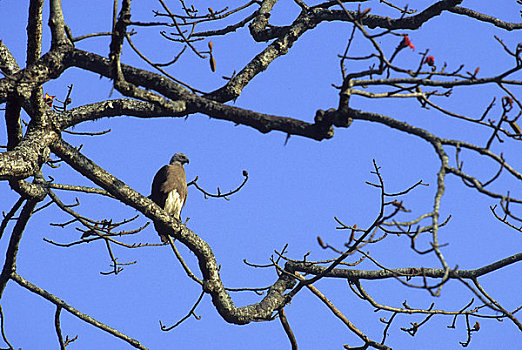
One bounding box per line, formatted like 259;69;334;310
44;93;55;107
424;56;435;67
399;35;414;50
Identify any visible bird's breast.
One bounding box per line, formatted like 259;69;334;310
164;190;183;219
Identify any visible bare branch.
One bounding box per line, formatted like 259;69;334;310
449;7;522;30
160;291;204;331
0;199;39;298
0;197;24;240
188;170;249;200
0;304;14;350
294;272;391;350
278;308;298;350
166;236;203;285
26;0;44;65
11;273;147;349
49;0;72;49
286;252;522;280
55;306;66;350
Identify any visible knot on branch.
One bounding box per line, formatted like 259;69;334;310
202;279;217;294
314;108;333;127
314;108;349;137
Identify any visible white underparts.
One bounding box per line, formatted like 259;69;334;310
165;190;183;219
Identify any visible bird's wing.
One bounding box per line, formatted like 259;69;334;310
150;165;169;207
162;163;188;207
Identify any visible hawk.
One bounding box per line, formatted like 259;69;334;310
150;153;189;242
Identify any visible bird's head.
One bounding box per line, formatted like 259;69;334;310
170;153;189;165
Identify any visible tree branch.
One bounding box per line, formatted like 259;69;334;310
11;273;147;349
278;308;298;350
26;0;44;65
449;6;522;31
0;199;38;298
66;50;333;140
286;252;522;280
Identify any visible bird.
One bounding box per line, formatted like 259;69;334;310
150;153;189;242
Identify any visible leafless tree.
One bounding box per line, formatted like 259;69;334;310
1;0;521;349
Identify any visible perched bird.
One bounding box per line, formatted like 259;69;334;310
150;153;189;242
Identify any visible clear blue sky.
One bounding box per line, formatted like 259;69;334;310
1;0;521;349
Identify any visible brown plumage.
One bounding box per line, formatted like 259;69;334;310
150;153;189;242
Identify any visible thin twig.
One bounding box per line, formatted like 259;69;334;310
294;272;390;350
0;197;24;240
167;236;203;285
160;291;204;331
278;308;298;350
0;304;14;350
11;273;147;349
55;306;66;350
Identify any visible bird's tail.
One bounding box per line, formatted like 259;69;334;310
154;221;169;243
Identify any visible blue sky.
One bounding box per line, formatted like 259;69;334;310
1;0;521;349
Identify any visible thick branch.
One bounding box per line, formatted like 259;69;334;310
26;0;44;65
250;0;464;42
286;252;522;280
0;126;58;180
248;0;279;40
209;10;318;102
0;41;20;76
56;99;184;129
320;0;463;30
5;98;23;151
49;0;72;49
66;50;333;140
0;45;71;104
